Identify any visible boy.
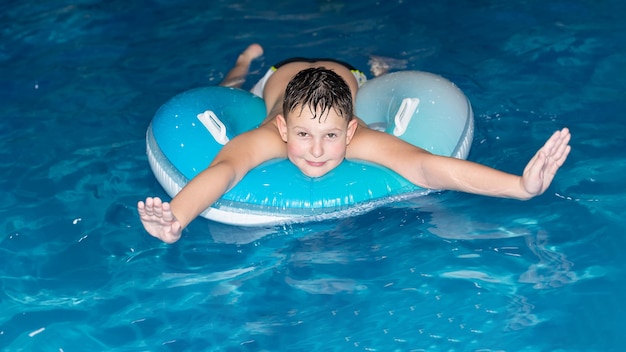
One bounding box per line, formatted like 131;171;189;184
138;44;571;244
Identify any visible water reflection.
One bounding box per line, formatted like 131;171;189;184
412;196;583;332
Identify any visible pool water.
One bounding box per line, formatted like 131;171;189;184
2;0;625;350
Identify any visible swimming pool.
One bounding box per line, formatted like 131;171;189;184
1;0;625;350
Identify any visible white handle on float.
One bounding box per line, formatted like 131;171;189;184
197;110;230;145
393;97;420;137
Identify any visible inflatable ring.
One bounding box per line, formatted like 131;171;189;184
146;71;474;226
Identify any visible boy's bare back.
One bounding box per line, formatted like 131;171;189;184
259;60;361;124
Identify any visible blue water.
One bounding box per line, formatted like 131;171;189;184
1;0;625;350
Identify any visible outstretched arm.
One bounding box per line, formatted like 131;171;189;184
348;125;571;200
138;123;286;243
138;44;267;243
418;128;571;199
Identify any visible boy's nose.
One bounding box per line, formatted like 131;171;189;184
310;140;324;158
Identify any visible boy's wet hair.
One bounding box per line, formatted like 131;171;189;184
283;67;353;123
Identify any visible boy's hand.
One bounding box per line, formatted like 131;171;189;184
137;197;182;243
520;128;571;198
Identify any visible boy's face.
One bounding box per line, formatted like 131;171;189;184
276;105;357;178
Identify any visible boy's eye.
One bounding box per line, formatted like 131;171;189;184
297;131;308;137
327;133;338;138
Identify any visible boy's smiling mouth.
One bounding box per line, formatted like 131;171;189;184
306;160;326;167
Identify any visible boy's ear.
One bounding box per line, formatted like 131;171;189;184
346;119;358;144
276;114;288;142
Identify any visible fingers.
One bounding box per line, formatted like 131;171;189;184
162;201;175;223
528;128;571;195
553;129;571;164
543;128;572;174
137;196;181;243
144;197;156;216
137;197;164;218
557;145;572;166
541;129;563;155
535;128;570;165
152;197;163;219
542;128;569;153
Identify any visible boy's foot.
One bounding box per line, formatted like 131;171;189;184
220;44;264;87
238;43;264;65
368;55;407;77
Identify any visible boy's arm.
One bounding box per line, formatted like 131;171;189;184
138;124;286;243
347;125;571;200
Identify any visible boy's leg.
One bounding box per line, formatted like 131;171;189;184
219;44;264;88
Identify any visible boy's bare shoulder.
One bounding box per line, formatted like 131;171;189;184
247;122;287;158
347;123;428;162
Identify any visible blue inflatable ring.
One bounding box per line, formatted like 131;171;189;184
146;71;474;226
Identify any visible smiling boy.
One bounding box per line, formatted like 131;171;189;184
277;64;357;177
138;44;571;243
